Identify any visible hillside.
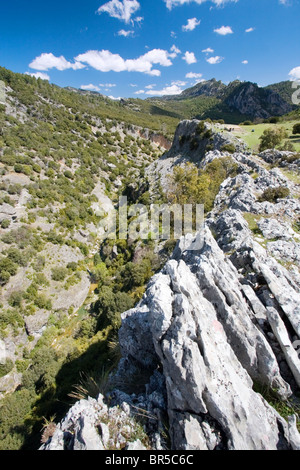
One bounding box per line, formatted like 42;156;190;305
0;67;300;451
0;67;173;449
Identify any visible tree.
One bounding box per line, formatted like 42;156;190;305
292;123;300;135
259;127;289;152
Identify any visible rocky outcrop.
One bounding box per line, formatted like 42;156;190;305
115;225;300;450
225;82;293;119
40;395;149;450
146;120;248;189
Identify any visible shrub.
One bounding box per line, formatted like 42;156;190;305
259;186;290;203
268;116;280;124
8;290;24;307
1;219;10;229
220;143;236;154
51;266;69;281
0;358;14;378
34;294;52;310
67;261;77;271
292;123;300;135
259;127;288;152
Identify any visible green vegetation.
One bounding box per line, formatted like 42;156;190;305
167;157;239;212
0;66;170;449
259;127;289;152
293;123;300;135
239;121;300;153
259;187;290;203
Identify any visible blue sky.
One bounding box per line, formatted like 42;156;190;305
1;0;300;99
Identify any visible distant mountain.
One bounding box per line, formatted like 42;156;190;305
148;79;297;121
264;80;296;106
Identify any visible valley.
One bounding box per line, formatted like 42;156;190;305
0;66;300;450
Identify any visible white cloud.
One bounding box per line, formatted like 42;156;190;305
134;89;145;94
202;47;214;54
182;18;201;32
186;72;203;79
25;72;50;81
97;0;140;24
145;84;156;89
108;95;122;100
289;66;300;80
245;27;254;33
118;29;134;37
183;51;197;64
146;84;184;96
164;0;238;9
171;80;187;86
75;48;172;76
99;83;116;87
29;53;84;71
206;55;223;64
214;26;233;35
242;60;248;64
169;44;181;58
80;84;101;92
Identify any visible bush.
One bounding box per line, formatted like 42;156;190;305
51;266;69;281
34;294;52;310
268;116;280;124
259;127;288;152
94;286;133;330
220;143;236;154
292;123;300;135
259;186;290;203
1;219;10;229
0;358;14;378
8;290;24;307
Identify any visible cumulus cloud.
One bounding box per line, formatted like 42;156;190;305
164;0;238;9
99;83;116;87
80;84;101;91
118;29;135;37
74;48;172;76
202;47;214;54
97;0;140;24
245;27;254;33
108;95;122;100
206;55;223;64
183;51;197;64
289;66;300;80
169;44;181;58
214;25;233;35
186;72;203;79
242;60;248;64
146;84;184;96
29;53;84;71
182;18;201;32
25;71;50;80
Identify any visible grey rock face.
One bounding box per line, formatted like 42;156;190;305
40;395;150;451
118;227;300;450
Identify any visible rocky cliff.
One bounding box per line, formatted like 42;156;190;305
42;121;300;451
